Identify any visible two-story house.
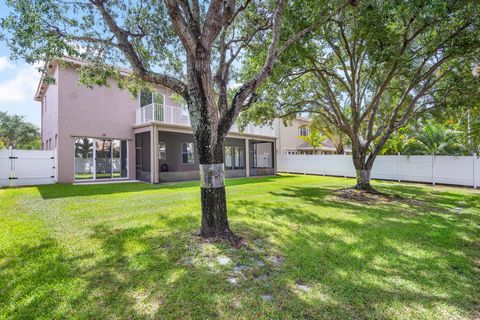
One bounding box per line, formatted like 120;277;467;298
275;117;350;155
36;58;277;184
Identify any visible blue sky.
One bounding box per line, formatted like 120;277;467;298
0;2;43;127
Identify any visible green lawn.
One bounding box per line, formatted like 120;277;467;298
1;175;479;319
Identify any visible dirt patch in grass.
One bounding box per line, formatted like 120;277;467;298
331;188;426;207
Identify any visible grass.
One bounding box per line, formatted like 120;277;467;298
0;174;479;319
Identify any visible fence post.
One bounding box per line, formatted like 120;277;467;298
474;153;477;189
285;153;289;174
322;153;325;176
397;152;401;182
8;147;14;188
344;152;347;178
431;154;435;186
304;153;307;175
54;148;59;183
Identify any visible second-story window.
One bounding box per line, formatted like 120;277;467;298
181;106;189;119
299;126;310;137
139;89;165;108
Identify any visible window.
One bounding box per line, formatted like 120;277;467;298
234;146;245;169
44;95;47;113
74;137;127;180
234;147;241;169
225;146;233;169
299;126;309;137
158;141;166;161
224;146;245;170
181;106;189;119
139;89;165;108
74;138;94;180
55;134;58;148
181;142;194;164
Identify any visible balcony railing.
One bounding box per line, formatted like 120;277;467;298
136;103;277;137
136;103;190;126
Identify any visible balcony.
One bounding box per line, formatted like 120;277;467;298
135;103;277;137
136;103;190;126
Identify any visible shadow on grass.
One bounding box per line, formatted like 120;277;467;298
230;188;480;318
3;178;479;319
0;224;316;319
35;175;294;200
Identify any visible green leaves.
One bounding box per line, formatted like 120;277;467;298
0;111;41;149
379;120;466;156
299;128;327;149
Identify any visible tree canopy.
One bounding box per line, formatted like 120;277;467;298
242;0;480;191
0;111;41;150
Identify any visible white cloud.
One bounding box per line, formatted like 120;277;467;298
0;56;14;72
0;63;41;103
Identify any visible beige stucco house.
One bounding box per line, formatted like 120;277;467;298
275;117;350;155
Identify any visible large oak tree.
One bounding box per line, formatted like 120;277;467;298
243;0;480;191
1;0;348;240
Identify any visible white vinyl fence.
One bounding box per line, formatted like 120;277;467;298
278;154;480;188
0;148;57;187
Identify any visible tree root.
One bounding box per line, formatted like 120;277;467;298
198;228;245;248
353;182;379;194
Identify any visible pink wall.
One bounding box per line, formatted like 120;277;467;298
41;63;181;183
41;66;59;151
55;66;139;182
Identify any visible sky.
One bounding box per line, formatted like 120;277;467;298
0;2;43;127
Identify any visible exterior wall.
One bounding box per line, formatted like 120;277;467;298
276;118;311;154
56;65;138;183
41;66;59;151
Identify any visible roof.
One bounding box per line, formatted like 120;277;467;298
297;138;352;152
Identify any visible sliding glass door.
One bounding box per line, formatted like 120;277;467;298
74;138;94;180
95;139;112;179
74;137;128;181
113;140;128;178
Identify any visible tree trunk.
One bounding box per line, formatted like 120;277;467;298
200;184;231;237
354;166;374;192
186;47;238;242
197;146;235;240
352;149;376;192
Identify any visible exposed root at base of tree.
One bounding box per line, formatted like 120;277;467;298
353;183;379;193
198;229;246;248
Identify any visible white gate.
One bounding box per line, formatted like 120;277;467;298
0;148;57;187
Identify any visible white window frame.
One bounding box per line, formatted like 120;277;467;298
158;141;166;161
299;126;309;137
73;137;129;181
139;90;165;108
181;142;195;164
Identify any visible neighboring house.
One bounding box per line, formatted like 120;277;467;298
36;58;276;184
275;117;351;155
